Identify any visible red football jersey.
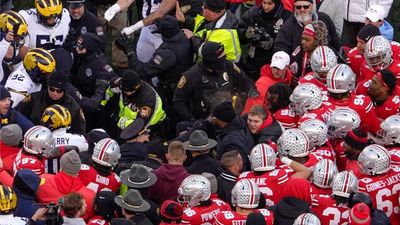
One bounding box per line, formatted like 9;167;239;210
87;216;110;225
303;151;332;168
310;183;332;198
181;199;230;225
374;94;400;120
78;164;121;193
358;168;400;225
13;150;44;176
388;148;400;168
328;93;381;134
359;59;400;85
214;209;274;225
311;194;349;225
298;102;335;124
273;107;299;129
298;73;329;101
347;47;364;77
238;169;289;206
333;140;347;171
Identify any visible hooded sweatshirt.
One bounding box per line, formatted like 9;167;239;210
148;164;190;204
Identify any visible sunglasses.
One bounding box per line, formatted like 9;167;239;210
49;87;63;93
295;4;311;9
76;43;85;50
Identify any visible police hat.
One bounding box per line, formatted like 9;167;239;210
120;118;150;140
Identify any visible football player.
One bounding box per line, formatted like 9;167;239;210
378;115;400;167
293;213;321;225
214;179;274;225
357;144;400;224
79;138;121;193
310;159;338;196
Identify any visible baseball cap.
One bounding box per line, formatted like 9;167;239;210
270;51;290;70
365;5;385;23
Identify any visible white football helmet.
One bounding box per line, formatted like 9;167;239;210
311;46;338;79
299;119;328;149
92;138;121;167
377;115;400;145
289;83;323;115
293;213;321;225
331;171;358;198
326;64;356;94
231;179;260;209
249;143;276;172
327;108;361;139
312;159;338;189
178;175;211;207
23;125;55;155
277;128;310;157
364;35;393;71
358;144;391;176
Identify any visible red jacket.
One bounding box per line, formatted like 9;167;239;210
37;171;96;221
0;142;19;173
243;65;292;114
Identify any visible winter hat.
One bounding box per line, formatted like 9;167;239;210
13;169;40;196
349;203;371;225
159;15;181;39
357;25;381;42
120;70;141;92
294;0;313;3
303;20;328;46
203;0;226;12
86;128;110;153
160;200;183;221
303;23;316;38
212;101;236;123
47;70;67;90
0;85;11;100
246;212;266;225
0;124;23;146
201;172;217;194
60;150;81;175
376;70;396;94
78;32;105;52
95;191;116;220
344;125;369;150
200;41;226;68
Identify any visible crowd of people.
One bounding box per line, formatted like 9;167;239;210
0;0;399;224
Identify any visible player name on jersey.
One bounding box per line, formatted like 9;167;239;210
365;173;400;192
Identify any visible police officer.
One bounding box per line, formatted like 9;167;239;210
63;0;104;52
68;32;116;130
173;41;258;122
117;69;166;132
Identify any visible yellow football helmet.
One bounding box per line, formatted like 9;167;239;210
23;48;56;82
41;104;72;130
0;185;17;214
0;11;28;37
35;0;63;27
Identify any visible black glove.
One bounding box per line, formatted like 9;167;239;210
95;79;109;89
115;33;135;56
248;87;259;98
44;146;79;159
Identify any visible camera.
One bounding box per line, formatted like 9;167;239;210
249;26;274;50
36;202;63;225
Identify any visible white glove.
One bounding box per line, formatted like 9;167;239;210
121;21;145;35
105;3;121;21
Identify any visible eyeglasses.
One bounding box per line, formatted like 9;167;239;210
76;43;85;50
49;87;63;93
295;4;311;9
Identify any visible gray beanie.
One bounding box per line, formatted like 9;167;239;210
0;124;23;146
60;150;81;175
201;172;217;194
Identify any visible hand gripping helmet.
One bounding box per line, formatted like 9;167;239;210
23;48;56;83
23;125;55;155
377;115;400;145
92;138;121;168
326;64;356;94
35;0;63;28
311;46;338;78
358;144;391;176
331;171;358;198
231;179;260;209
249;143;276;172
364;35;393;71
0;185;17;214
327;108;361;139
41;104;72;131
289;83;323;115
312;159;338;189
277;128;310;157
0;11;28;38
299;119;328;149
293;213;321;225
178;175;211;207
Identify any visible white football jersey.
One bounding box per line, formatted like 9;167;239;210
0;38;11;83
0;215;28;225
4;64;42;107
53;128;89;152
19;8;70;50
142;0;161;17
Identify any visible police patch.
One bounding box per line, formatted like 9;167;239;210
86;68;92;77
153;55;163;65
80;26;87;34
177;76;186;88
96;26;104;36
140;106;152;118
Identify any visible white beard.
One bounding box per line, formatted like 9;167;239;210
295;12;312;24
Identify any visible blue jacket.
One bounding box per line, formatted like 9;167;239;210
379;20;394;41
0;108;34;133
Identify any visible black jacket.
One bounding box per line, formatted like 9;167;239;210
186;153;221;177
18;89;86;134
274;12;341;54
216;166;237;204
269;197;311;225
216;116;254;170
